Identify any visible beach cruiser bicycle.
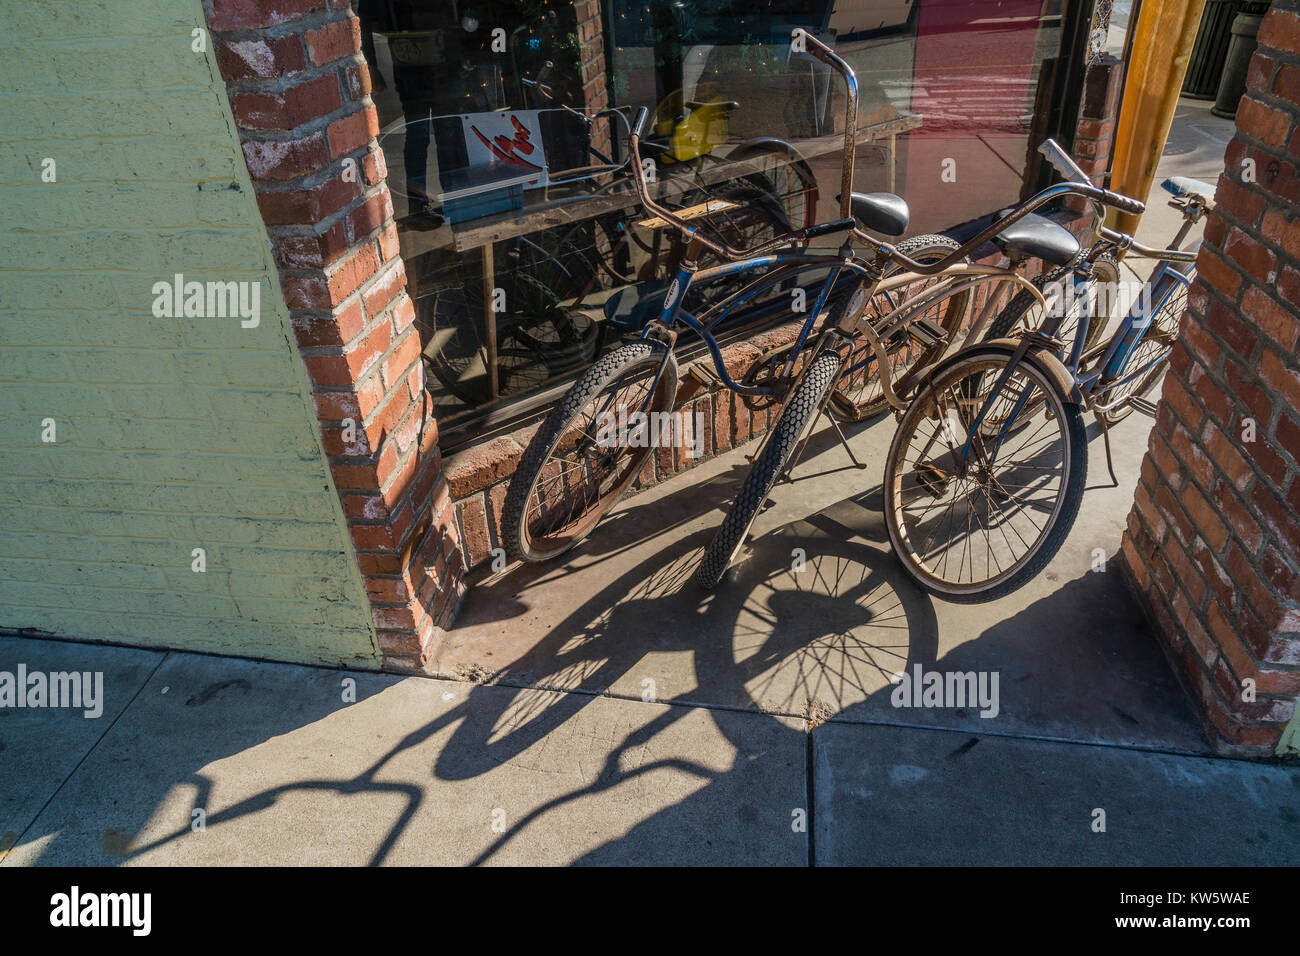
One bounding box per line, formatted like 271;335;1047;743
879;140;1203;602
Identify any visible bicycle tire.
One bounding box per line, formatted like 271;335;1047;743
984;253;1120;348
882;345;1088;603
502;340;678;563
1096;262;1196;425
694;347;843;589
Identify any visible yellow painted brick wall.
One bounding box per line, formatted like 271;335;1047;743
0;0;380;667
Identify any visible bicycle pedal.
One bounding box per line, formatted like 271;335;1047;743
687;363;720;387
829;391;864;422
907;317;945;348
1129;396;1159;417
914;462;950;497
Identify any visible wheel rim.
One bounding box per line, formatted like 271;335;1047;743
888;355;1073;594
1096;269;1192;416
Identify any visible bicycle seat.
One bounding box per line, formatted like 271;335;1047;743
992;211;1080;267
1162;176;1217;206
843;192;910;236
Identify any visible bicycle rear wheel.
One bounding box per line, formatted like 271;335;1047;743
883;346;1087;602
502;341;678;563
985;253;1120;350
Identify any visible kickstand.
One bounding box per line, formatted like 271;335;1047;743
829;414;868;470
775;409;867;487
1094;412;1120;488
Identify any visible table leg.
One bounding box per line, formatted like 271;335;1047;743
887;133;897;194
482;242;498;401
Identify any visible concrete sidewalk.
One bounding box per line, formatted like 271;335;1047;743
2;631;1297;865
3;391;1298;864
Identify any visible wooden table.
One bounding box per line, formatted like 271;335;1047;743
401;111;922;401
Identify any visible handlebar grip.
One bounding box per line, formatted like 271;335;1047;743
1037;138;1091;184
1100;189;1144;216
632;106;650;138
803;217;856;241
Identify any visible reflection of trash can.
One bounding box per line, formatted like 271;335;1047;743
1212;12;1267;118
1182;0;1269;98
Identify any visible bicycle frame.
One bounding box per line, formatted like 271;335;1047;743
638;243;870;398
616;30;1142;446
952;220;1199;468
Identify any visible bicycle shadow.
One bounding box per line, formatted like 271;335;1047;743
431;518;940;864
60;475;1219;865
455;408;882;634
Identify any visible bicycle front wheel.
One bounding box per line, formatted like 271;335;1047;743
502;341;678;563
695;348;843;589
883;346;1087;602
1095;262;1196;425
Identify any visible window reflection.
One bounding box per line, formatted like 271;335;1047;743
355;1;1067;447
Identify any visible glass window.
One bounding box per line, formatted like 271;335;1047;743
356;0;1080;450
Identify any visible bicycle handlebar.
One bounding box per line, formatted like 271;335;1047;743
1038;138;1092;186
1093;186;1145;216
861;180;1148;277
1038;137;1146;217
624;28;860;261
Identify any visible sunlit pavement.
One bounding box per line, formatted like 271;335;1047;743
4;104;1297;867
6;379;1298;865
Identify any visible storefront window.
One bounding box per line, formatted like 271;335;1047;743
356;0;1078;449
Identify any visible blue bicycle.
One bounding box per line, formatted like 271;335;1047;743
881;140;1205;601
501;32;966;563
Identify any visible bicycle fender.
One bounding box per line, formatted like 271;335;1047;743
981;337;1085;405
727;138;819;195
728;137;812;165
916;340;1084;406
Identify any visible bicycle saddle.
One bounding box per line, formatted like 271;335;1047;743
992;211;1080;267
1162;176;1217;207
841;192;910;236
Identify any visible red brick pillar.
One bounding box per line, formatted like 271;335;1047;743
1120;2;1300;756
202;0;463;672
1073;54;1123;187
574;0;612;157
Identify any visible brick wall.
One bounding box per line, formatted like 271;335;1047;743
1120;1;1300;757
573;0;612;158
1069;54;1123;214
0;0;380;667
202;0;463;672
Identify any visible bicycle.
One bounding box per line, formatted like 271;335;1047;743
501;31;977;564
881;140;1202;603
694;143;1145;589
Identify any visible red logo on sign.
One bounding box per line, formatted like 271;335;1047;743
471;115;543;172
